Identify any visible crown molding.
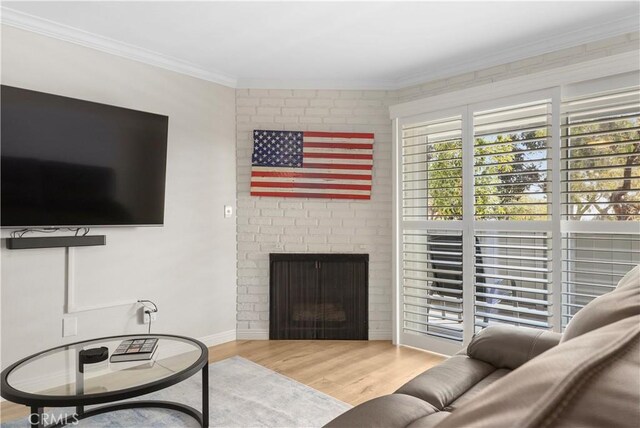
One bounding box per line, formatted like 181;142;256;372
1;6;638;91
0;7;238;88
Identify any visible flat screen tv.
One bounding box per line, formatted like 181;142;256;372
1;85;169;228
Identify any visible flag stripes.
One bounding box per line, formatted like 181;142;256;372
250;130;374;199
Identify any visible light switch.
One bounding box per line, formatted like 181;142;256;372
224;205;233;218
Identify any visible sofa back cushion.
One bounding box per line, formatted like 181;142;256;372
562;264;640;343
435;314;640;428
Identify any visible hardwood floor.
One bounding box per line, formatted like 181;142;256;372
1;340;445;422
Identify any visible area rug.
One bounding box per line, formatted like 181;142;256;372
2;356;351;427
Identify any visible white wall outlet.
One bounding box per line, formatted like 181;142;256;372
224;205;233;218
63;317;77;337
143;311;158;324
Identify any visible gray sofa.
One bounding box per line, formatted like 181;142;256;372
326;265;640;428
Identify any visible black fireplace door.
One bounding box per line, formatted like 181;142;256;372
269;254;368;340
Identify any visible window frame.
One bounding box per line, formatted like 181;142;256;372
391;54;640;354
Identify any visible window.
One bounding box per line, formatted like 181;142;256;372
402;116;463;220
395;74;639;354
474;100;552;220
561;88;640;220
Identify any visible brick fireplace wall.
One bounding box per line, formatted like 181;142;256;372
235;89;397;339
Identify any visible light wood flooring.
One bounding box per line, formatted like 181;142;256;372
1;340;445;422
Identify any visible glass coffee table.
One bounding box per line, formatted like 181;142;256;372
1;334;209;427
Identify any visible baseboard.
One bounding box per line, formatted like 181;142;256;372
236;329;392;341
236;329;269;340
368;330;392;340
199;329;237;347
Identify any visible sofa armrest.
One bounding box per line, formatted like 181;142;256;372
467;325;561;370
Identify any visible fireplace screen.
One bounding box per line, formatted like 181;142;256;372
269;254;368;340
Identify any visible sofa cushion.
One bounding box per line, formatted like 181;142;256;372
434;315;640;428
395;355;495;410
562;264;640;342
323;394;438;428
467;325;561;369
406;412;451;428
445;368;510;411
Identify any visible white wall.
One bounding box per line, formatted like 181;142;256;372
235;89;397;339
0;25;237;368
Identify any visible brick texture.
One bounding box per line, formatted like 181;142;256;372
236;89;398;338
397;32;639;102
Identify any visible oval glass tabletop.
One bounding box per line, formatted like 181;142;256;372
3;335;205;401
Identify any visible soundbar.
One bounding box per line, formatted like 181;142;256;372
6;235;106;250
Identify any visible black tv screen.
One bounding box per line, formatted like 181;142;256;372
1;85;168;228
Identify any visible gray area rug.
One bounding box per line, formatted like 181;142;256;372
2;356;351;427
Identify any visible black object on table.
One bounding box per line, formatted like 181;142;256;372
1;334;209;428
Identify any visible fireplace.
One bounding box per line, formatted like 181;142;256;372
269;253;368;340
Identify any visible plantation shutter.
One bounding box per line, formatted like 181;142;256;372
561;88;640;220
562;233;640;328
402;230;464;341
474;231;553;330
400;113;466;351
402;117;463;220
474;100;552;220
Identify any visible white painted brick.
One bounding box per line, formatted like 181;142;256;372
238;312;260;321
260;98;285;107
284;243;307;252
279;201;303;209
305;108;330;116
334;99;358;108
305;235;327;244
249;89;270;97
317;90;340;98
295;218;319;226
256;234;279;243
308;244;332;252
237;233;255;242
310;99;335;107
318;218;342;227
281;235;303;243
282;107;305;116
249;217;271;226
284;210;307;218
272;217;296;226
300;117;322;124
237;294;260;303
284;226;308;235
251;115;274;123
328;235;350;244
260;226;284;235
268;89;293;97
261;209;284;217
293;89;317;97
237;97;260;107
257;107;281;116
307;226;332;235
237;106;256;115
275;116;299;124
285;98;309;107
330;244;355;252
254;199;279;209
236;86;396;336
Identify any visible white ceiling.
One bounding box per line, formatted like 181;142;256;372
2;1;639;89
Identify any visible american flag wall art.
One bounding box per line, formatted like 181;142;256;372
250;130;374;200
